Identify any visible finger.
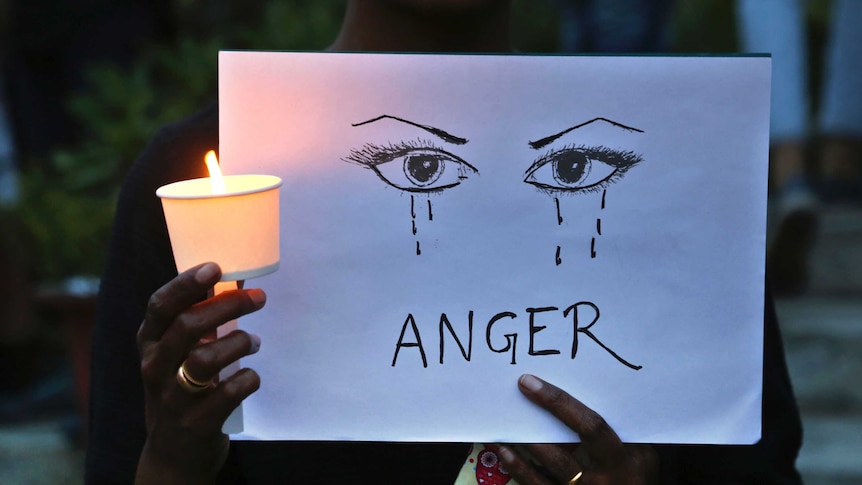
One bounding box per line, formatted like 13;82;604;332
204;281;240;342
138;262;222;345
200;329;218;344
141;289;265;385
518;374;623;457
161;288;265;350
197;368;261;432
495;445;555;485
166;368;260;437
183;330;262;384
521;443;583;483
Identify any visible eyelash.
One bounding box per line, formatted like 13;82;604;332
344;139;468;168
525;144;643;175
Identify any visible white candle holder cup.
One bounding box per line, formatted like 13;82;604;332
156;174;282;281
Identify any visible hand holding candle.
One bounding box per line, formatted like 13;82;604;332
135;262;265;484
152;151;282;436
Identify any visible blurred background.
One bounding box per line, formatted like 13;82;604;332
0;1;859;483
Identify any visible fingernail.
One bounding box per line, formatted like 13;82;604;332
519;374;543;393
250;334;261;354
247;289;266;306
497;445;515;463
195;263;220;284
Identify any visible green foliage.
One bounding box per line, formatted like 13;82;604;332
238;1;347;50
16;1;345;281
15;169;115;280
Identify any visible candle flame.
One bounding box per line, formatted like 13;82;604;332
205;150;226;194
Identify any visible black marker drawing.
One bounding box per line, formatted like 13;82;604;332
554;197;563;225
523;144;642;195
528;117;644;150
353;114;469;145
525;118;643;264
594;189;605;258
411;195;420;254
391;300;641;371
554;197;564;265
343;116;645;372
345;115;476;255
345;140;478;193
564;301;642;370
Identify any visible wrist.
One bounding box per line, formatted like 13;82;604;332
135;443;219;485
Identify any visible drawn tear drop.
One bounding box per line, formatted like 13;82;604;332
555;246;562;266
427;199;433;221
410;195;420;255
555;197;563;225
596;218;602;236
590;237;596;259
601;189;606;210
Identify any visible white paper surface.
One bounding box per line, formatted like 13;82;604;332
218;52;770;444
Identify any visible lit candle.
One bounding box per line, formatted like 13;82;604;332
204;150;227;194
156;150;282;281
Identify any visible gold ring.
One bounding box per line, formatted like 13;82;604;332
176;363;213;393
566;471;583;484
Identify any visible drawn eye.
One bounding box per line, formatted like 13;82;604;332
523;145;642;194
344;140;479;193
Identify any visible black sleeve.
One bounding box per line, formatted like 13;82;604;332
85;103;218;484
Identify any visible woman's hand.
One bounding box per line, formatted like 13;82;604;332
498;374;658;485
134;262;266;485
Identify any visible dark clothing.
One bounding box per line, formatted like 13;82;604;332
86;103;802;484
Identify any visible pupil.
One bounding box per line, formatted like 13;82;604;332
404;155;443;186
553;152;590;186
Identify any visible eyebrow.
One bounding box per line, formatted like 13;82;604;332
528;117;644;150
352;115;468;145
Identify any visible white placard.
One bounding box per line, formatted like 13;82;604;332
218;51;769;444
